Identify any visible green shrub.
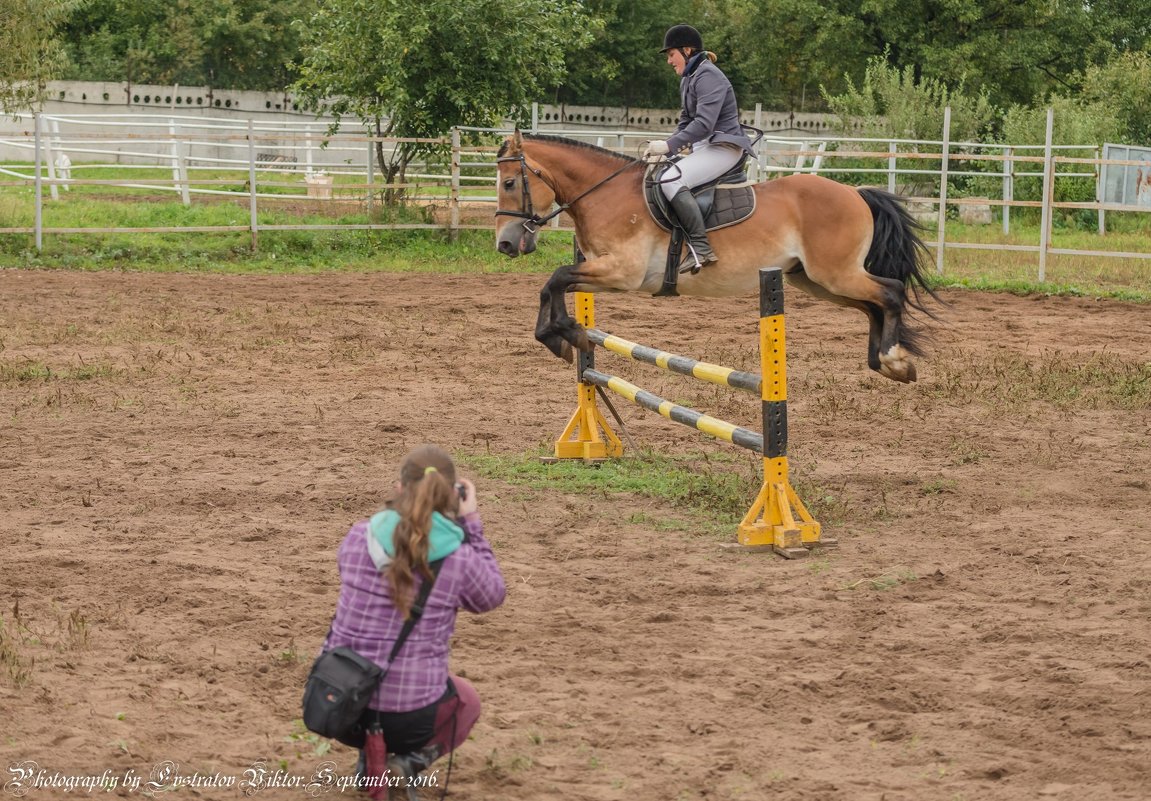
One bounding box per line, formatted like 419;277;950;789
822;53;998;142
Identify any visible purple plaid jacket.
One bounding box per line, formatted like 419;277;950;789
322;512;505;711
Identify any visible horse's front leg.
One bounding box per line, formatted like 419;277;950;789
535;263;590;363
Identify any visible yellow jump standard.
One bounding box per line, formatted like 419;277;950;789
552;267;832;557
551;291;624;460
736;268;830;557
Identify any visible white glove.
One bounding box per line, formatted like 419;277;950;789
642;140;670;161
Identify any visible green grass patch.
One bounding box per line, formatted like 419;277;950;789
2;226;575;274
463;450;760;538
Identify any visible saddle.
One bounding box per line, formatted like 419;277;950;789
644;159;757;297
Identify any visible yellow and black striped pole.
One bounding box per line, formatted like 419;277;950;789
584;329;761;395
580;369;763;452
737;268;827;556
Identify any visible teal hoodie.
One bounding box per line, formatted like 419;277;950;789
366;509;464;569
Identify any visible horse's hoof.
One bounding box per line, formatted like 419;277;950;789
538;331;571;362
879;345;916;383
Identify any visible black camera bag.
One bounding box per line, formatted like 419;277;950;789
302;558;443;740
302;647;384;739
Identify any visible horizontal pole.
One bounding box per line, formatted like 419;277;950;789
586;328;760;394
582;368;763;453
1048;247;1151;260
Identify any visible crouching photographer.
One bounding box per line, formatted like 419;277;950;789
303;444;506;799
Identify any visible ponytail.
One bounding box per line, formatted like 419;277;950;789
385;446;457;620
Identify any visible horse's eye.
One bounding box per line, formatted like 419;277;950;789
503;179;516;191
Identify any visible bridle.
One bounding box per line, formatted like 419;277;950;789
495;151;639;234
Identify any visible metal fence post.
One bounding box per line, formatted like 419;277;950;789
450;127;461;241
1002;146;1013;235
45;117;60;201
935;106;951;275
754;104;767;183
305;125;314;175
34;113;43;252
887;141;897;194
1095;146;1105;235
531;102;539;134
366;136;375;218
793;139;807;175
171;118;190;206
248;119;259;252
1038;108;1054;282
810;141;827;174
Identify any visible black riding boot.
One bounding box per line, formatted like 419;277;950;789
669;187;718;273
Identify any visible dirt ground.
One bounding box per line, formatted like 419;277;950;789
1;270;1149;801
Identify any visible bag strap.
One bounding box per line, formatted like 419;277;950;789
382;559;444;672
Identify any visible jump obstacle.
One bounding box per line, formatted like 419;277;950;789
551;266;834;558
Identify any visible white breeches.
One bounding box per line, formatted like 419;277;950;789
659;141;744;200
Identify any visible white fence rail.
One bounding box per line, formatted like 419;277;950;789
1;108;1149;279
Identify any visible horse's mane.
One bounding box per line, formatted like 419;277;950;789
499;133;638;164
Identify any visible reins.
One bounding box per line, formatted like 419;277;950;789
495;152;640;233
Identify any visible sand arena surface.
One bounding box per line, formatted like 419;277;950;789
1;270;1149;800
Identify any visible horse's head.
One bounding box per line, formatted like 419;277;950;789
495;130;557;258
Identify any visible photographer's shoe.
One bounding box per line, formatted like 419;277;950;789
386;746;441;800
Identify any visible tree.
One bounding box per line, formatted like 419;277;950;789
711;0;868;111
550;0;694;109
293;0;600;201
0;0;83;112
60;0;311;90
848;0;1128;108
1081;51;1151;147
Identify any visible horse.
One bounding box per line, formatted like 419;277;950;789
494;131;939;383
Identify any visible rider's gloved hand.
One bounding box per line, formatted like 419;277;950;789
642;140;670;162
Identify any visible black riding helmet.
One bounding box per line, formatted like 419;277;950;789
660;24;703;52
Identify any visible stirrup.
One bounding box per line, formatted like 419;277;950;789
678;243;716;275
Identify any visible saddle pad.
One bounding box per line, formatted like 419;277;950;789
644;175;757;233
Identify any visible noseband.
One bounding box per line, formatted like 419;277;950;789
495;151;640;234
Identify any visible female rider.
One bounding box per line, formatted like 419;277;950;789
643;24;754;272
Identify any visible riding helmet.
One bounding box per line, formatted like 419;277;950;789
661;24;703;52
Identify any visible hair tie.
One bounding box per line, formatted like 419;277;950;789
424;466;438;475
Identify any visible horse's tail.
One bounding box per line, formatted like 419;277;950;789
857;187;943;322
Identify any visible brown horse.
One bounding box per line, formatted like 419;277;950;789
495;131;939;383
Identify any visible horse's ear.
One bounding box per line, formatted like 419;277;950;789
512;128;524;150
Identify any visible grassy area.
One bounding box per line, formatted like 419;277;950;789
460;449;855;539
931;218;1151;300
462;450;762;538
1;173;1149;299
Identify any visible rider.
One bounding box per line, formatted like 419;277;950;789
643;24;754;272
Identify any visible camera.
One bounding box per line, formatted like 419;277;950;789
456;482;467;501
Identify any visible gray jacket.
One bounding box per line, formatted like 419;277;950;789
665;56;754;157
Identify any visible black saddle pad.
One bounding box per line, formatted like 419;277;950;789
644;162;757;233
